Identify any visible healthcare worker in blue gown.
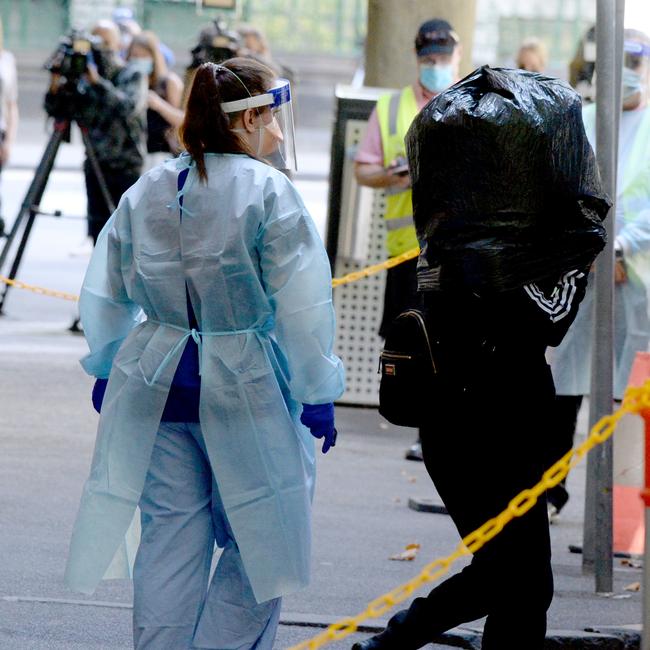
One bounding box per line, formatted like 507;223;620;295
64;57;345;649
546;29;650;518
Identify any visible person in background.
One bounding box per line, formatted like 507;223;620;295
238;24;272;60
238;24;295;83
354;18;461;462
547;29;650;520
112;6;176;68
128;31;184;169
516;37;548;73
64;57;344;650
46;19;146;246
46;19;146;332
0;16;18;236
184;18;241;105
569;26;597;102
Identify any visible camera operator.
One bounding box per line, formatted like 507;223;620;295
45;20;147;244
183;18;241;105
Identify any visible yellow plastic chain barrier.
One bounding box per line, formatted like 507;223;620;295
0;247;421;301
331;247;419;288
286;382;650;650
0;275;80;302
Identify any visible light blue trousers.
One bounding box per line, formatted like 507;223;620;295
133;422;281;649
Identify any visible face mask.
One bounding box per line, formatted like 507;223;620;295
233;124;266;156
131;57;154;77
622;66;645;101
234;109;283;156
419;64;454;93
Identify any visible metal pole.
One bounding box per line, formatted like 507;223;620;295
582;0;624;593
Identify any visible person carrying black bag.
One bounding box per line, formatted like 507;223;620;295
358;67;609;650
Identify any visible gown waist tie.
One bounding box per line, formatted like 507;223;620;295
143;319;270;387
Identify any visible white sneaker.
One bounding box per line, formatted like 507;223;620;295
548;504;560;524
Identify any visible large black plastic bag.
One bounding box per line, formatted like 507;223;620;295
406;65;610;294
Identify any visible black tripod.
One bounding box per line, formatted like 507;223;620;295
0;118;115;313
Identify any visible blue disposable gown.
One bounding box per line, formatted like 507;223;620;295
549;105;650;398
65;153;346;603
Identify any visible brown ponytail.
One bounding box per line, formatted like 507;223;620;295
180;57;275;182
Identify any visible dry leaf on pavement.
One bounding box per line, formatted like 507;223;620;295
389;543;421;561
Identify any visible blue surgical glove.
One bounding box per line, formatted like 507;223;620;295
92;377;108;414
300;403;337;454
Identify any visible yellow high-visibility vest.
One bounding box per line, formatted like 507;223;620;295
376;85;420;257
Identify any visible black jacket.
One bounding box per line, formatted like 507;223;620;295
420;268;589;365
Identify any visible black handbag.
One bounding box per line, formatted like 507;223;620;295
378;308;439;428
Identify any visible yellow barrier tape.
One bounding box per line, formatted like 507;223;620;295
0;246;421;301
286;383;650;650
331;247;419;288
0;275;80;302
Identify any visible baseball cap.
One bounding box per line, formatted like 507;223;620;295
112;7;134;24
415;19;459;57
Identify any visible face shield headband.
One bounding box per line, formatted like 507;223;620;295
624;40;650;71
221;78;297;172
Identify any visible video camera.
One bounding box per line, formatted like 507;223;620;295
44;31;102;83
189;17;241;69
43;31;108;121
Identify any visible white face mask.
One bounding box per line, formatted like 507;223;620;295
233;125;266;156
233;113;282;157
130;57;153;77
622;66;645;101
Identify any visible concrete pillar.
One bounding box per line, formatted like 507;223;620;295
364;0;477;89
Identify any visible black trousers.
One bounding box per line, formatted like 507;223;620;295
84;161;140;244
545;395;583;510
379;347;555;649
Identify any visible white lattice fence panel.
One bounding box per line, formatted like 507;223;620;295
333;119;387;406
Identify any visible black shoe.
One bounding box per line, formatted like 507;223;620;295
405;441;423;462
352;612;415;649
547;484;569;513
68;318;83;334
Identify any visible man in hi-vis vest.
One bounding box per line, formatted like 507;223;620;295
355;18;461;461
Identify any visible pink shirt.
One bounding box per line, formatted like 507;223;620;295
354;83;435;166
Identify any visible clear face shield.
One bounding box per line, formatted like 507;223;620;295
221;78;297;172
